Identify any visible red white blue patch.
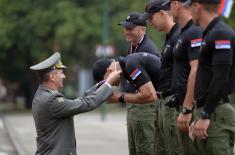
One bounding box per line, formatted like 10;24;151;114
215;40;231;49
191;38;202;48
130;68;142;80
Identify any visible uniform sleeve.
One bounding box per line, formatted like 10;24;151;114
211;30;233;65
125;61;150;89
203;64;231;115
48;84;113;118
187;27;202;61
203;30;234;115
82;80;106;97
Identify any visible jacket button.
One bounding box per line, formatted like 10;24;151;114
70;152;73;155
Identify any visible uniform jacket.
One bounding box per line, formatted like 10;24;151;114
32;83;113;155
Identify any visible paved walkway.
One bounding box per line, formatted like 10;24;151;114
2;108;128;155
0;116;17;155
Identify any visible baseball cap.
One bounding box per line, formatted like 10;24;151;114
118;12;147;29
92;58;112;82
139;0;171;21
183;0;221;5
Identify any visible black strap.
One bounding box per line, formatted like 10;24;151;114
157;90;174;99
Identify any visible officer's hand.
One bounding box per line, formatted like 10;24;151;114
177;113;192;132
106;70;121;86
189;121;195;141
107;92;122;103
194;119;210;140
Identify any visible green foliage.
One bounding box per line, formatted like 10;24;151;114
0;0;235;82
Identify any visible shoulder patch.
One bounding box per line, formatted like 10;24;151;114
130;68;141;80
57;97;65;103
215;40;231;49
191;38;202;48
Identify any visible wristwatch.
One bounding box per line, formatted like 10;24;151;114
119;93;126;103
181;107;193;115
200;111;211;119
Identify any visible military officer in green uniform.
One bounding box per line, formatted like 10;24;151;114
30;52;121;155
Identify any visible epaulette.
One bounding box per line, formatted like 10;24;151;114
49;90;59;94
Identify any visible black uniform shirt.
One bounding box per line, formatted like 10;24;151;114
122;35;160;93
172;19;202;97
128;35;160;56
195;17;235;114
120;52;161;91
158;23;181;92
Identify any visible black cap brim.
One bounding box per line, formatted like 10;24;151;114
118;21;137;29
182;0;192;6
139;12;153;21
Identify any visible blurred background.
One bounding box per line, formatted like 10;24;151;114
0;0;234;155
0;0;166;109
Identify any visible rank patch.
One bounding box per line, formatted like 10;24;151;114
57;97;64;103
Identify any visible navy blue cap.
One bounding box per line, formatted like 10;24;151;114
92;58;112;82
139;0;171;21
119;12;147;29
183;0;220;5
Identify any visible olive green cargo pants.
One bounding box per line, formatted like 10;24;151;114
174;107;197;155
155;96;183;155
194;103;235;155
127;103;156;155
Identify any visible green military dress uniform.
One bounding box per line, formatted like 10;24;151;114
31;52;113;155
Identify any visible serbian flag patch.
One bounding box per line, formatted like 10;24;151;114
130;68;142;80
218;0;234;18
215;40;231;49
191;38;202;48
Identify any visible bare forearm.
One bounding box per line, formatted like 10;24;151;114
183;66;197;108
124;92;157;104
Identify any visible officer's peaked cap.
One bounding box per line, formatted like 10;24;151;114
30;52;67;72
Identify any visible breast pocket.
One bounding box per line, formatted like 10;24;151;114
59;148;76;155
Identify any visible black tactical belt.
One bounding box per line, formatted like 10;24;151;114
196;96;230;108
157;90;174;99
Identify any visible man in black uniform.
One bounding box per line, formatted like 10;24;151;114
93;52;161;155
119;12;159;57
186;0;235;154
117;12;160;155
169;0;203;154
139;0;182;154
